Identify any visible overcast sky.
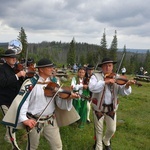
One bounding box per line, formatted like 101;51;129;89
0;0;150;49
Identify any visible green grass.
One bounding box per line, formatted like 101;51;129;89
0;76;150;150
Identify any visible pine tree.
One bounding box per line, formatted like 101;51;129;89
86;50;94;65
109;30;118;61
79;54;86;66
67;37;76;66
100;29;107;58
17;27;28;59
144;50;150;74
0;48;5;56
128;53;139;74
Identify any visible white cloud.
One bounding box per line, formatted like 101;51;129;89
0;0;150;49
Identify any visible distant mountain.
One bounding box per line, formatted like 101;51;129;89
0;42;149;54
0;42;8;48
0;42;7;46
118;48;149;53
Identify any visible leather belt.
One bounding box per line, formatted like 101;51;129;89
27;113;53;121
102;103;113;112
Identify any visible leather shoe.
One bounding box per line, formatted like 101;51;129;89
103;141;112;150
87;120;91;124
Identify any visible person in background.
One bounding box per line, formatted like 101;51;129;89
139;67;144;75
71;67;90;128
85;64;95;123
121;67;126;75
50;67;60;85
73;63;78;73
0;49;26;150
89;58;135;150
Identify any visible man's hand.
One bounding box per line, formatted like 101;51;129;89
23;119;37;129
68;92;80;99
125;80;136;88
105;78;116;84
16;70;26;78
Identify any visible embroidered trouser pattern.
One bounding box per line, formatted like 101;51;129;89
93;110;116;150
26;118;62;150
0;105;20;150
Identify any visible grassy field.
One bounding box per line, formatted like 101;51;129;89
0;74;150;150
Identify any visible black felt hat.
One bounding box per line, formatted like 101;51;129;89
87;64;94;70
1;49;18;58
36;58;54;68
98;58;117;67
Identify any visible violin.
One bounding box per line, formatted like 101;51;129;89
43;82;91;100
26;63;36;78
14;63;24;74
105;73;142;87
14;63;36;78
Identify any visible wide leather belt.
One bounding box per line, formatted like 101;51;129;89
102;103;113;112
27;113;53;121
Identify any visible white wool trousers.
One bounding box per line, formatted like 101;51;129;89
93;111;116;150
26;118;62;150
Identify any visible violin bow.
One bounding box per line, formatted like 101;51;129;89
94;62;99;72
24;46;29;72
37;84;64;121
116;53;125;74
27;84;64;134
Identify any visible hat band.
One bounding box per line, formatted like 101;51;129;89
102;61;114;64
36;63;54;68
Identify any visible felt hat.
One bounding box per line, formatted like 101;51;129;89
98;58;117;67
1;49;18;58
87;64;94;70
36;58;54;68
27;58;34;63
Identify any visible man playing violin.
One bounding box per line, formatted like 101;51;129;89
2;58;79;150
89;58;135;150
0;49;26;150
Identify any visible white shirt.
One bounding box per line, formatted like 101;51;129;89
18;76;73;123
71;77;83;95
89;74;131;105
121;67;126;73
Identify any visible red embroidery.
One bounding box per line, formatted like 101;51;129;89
10;137;14;141
28;85;33;91
94;135;96;140
92;98;98;105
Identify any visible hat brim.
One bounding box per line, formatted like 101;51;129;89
87;67;94;70
1;54;17;58
36;64;54;68
98;61;117;67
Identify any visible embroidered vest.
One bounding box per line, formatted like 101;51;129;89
72;76;90;99
91;72;119;112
